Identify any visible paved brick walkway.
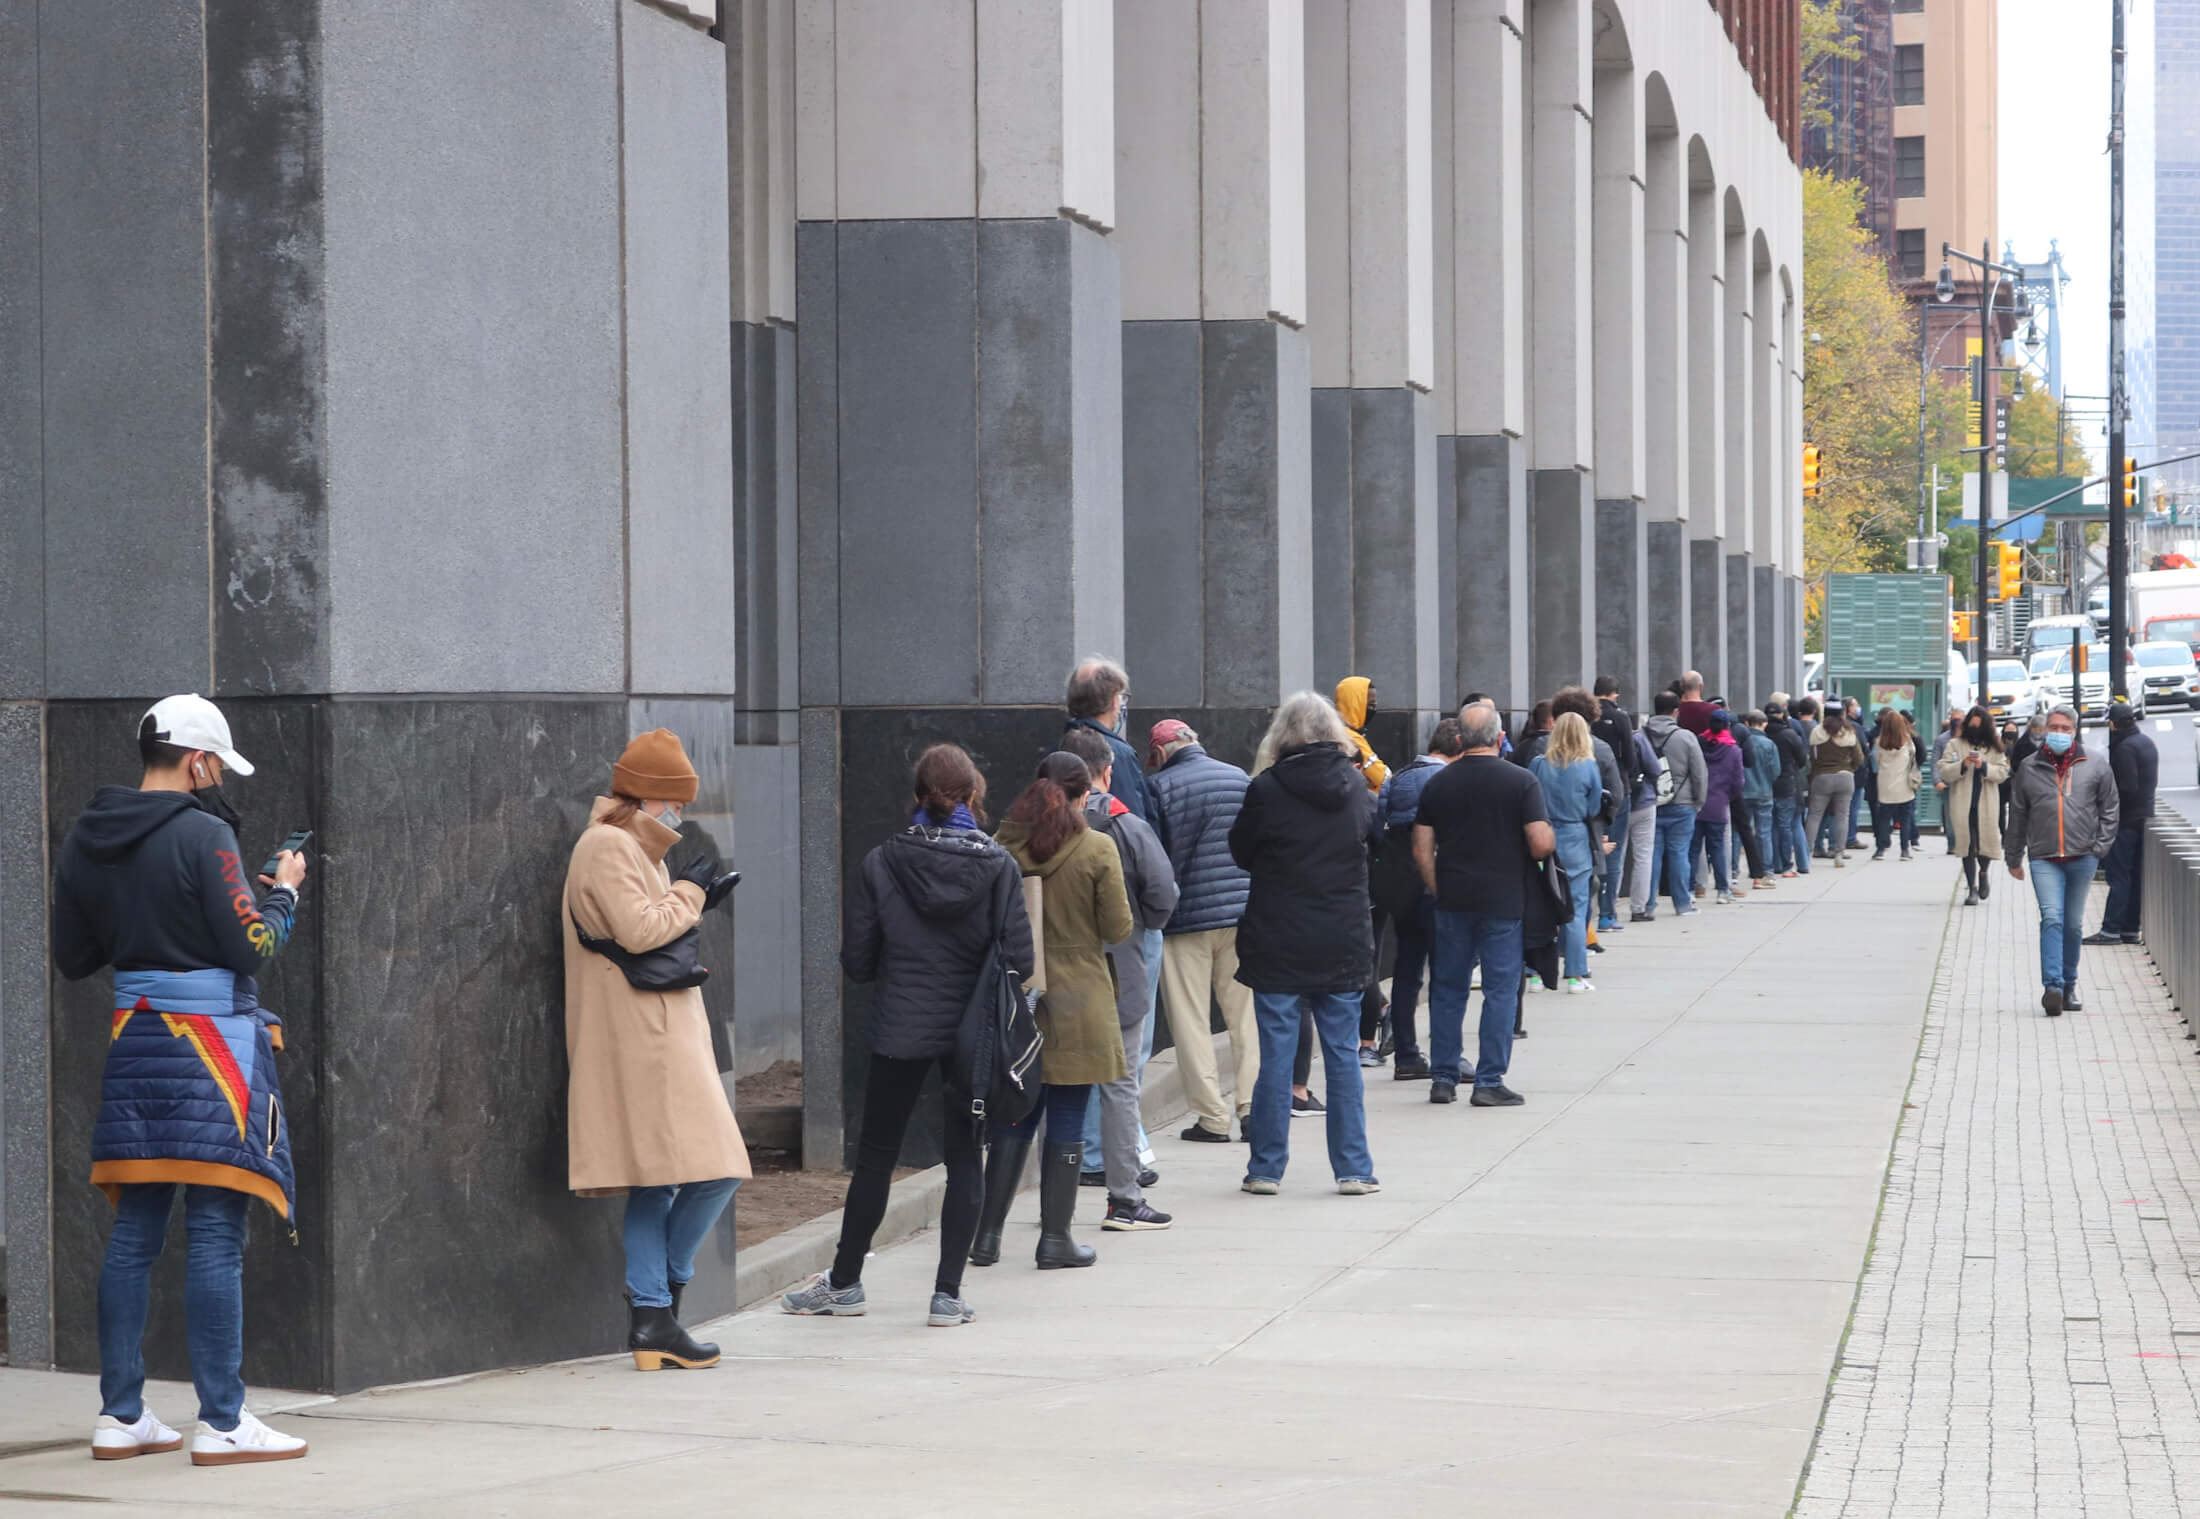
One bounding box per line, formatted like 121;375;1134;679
1795;858;2200;1518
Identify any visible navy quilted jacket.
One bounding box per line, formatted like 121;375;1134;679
1148;745;1251;934
53;787;299;1223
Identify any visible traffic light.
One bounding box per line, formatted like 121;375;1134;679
1802;444;1822;499
1994;541;2023;602
2124;456;2139;511
1952;610;1975;643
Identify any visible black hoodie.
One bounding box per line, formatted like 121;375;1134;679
1228;745;1376;994
52;786;293;983
842;826;1036;1061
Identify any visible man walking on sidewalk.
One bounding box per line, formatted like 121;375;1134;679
1412;703;1556;1108
2089;702;2157;947
2006;705;2119;1017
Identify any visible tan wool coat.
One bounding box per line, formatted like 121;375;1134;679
1872;740;1922;805
1936;739;2011;859
563;798;749;1195
996;820;1133;1088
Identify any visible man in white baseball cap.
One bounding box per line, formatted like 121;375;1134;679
50;693;311;1466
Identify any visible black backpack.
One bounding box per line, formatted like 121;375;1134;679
948;870;1043;1131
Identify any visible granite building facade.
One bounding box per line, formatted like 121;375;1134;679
1;0;1804;1391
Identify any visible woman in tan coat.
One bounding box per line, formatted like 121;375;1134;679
969;752;1133;1271
563;728;749;1370
1937;706;2011;906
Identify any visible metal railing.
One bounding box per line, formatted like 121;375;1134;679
2142;812;2200;1023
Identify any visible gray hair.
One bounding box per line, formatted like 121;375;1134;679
1459;704;1505;751
1065;656;1128;720
2046;704;2079;727
1767;690;1791;708
1253;692;1354;775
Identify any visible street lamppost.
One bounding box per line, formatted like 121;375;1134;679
1937;242;2027;701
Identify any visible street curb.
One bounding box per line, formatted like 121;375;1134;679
728;1031;1235;1314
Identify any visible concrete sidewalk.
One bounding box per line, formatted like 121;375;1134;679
0;855;1954;1517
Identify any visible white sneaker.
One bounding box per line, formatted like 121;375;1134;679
1565;977;1596;995
92;1409;183;1460
189;1409;308;1466
1470;967;1482;990
1715;889;1734;904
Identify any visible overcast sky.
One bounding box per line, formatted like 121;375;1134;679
1998;0;2112;461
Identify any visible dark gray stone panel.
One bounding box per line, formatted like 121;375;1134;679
1529;469;1589;697
47;699;330;1393
834;219;978;706
1;703;50;1363
1645;519;1688;698
798;705;843;1172
1754;563;1778;701
0;0;40;699
1725;553;1754;703
208;0;329;698
735;320;798;727
978;218;1077;706
628;699;741;1075
1453;433;1525;711
1436;439;1460;709
321;697;664;1391
1124;320;1204;708
1204;320;1298;709
1689;536;1724;695
795;222;841;708
1594;499;1642;699
728;741;801;1077
39;0;211;699
1350;388;1428;704
1309;389;1354;689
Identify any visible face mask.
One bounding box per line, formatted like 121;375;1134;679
2044;730;2075;754
650;802;684;829
189;760;242;829
1964;725;1987;742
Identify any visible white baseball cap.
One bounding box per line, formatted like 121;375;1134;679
141;694;255;777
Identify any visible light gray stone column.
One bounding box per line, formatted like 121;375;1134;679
1721;212;1754;703
1641;95;1690;697
1686;176;1726;693
1750;247;1778;701
1441;0;1529;711
1590;43;1643;696
1526;0;1593;698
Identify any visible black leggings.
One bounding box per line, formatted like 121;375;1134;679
833;1052;980;1297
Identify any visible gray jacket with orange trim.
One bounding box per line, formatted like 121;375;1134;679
2004;742;2120;868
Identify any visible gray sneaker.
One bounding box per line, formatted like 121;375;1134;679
1241;1177;1279;1195
780;1271;867;1316
927;1292;976;1327
1336;1177;1382;1195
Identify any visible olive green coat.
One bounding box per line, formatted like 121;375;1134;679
996;820;1133;1087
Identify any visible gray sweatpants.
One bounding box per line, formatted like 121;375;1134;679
1805;772;1854;859
1623;804;1659;915
1096;990;1146;1205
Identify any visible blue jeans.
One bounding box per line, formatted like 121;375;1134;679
1597;819;1624;924
1872;799;1916;854
1652;805;1698;912
100;1183;250;1428
1691;818;1732;894
1554;822;1595;978
624;1178;740;1309
1083;930;1165;1170
2029;855;2100;992
1388;893;1433;1058
1771;793;1799;873
1428;910;1525;1087
998;1081;1092;1143
2102;822;2145;935
1247;991;1373;1183
1847;774;1866;844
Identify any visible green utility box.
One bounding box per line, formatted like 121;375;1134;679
1824;573;1954;830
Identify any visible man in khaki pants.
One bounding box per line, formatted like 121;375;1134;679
1146;722;1259;1141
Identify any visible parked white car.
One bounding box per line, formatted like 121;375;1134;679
2131;639;2200;708
2026;646;2114;722
1984;658;2031;722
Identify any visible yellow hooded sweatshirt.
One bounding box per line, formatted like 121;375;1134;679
1334;677;1391;793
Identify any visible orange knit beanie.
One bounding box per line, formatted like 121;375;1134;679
612;728;699;804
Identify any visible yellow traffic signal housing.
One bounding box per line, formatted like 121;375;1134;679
1802;444;1821;499
2124;456;2139;510
1994;541;2023;602
1952;610;1975;642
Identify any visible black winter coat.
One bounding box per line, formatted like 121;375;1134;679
842;826;1034;1061
1227;745;1376;994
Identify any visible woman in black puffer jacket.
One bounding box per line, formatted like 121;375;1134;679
782;745;1032;1328
1228;693;1379;1198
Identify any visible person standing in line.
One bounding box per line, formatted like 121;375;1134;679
1786;698;1822;869
1590;677;1642;933
784;745;1031;1326
1369;719;1466;1082
1842;696;1871;848
1147;722;1260;1145
1690;712;1745;904
1413;703;1557;1107
1510;700;1555;764
1057;729;1178;1230
1063;656;1158;826
1804;705;1864;868
1642;690;1707;919
1937;707;2009;906
1622;721;1664;921
1674;670;1716;734
1549;687;1624;933
1335;677;1393;1071
2089;701;2159;946
1869;709;1923;861
53;696;310;1463
1229;694;1380;1196
968;754;1131;1270
1740;710;1781;890
1530;713;1603;993
2006;706;2119;1016
1764;700;1807;877
563;729;750;1370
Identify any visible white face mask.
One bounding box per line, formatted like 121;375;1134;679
646;801;683;828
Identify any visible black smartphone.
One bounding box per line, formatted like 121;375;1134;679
260;829;313;880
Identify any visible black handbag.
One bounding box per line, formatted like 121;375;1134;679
1368;829;1426;918
571;912;709;991
949;875;1043;1130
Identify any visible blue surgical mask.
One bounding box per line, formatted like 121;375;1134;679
2044;730;2074;754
